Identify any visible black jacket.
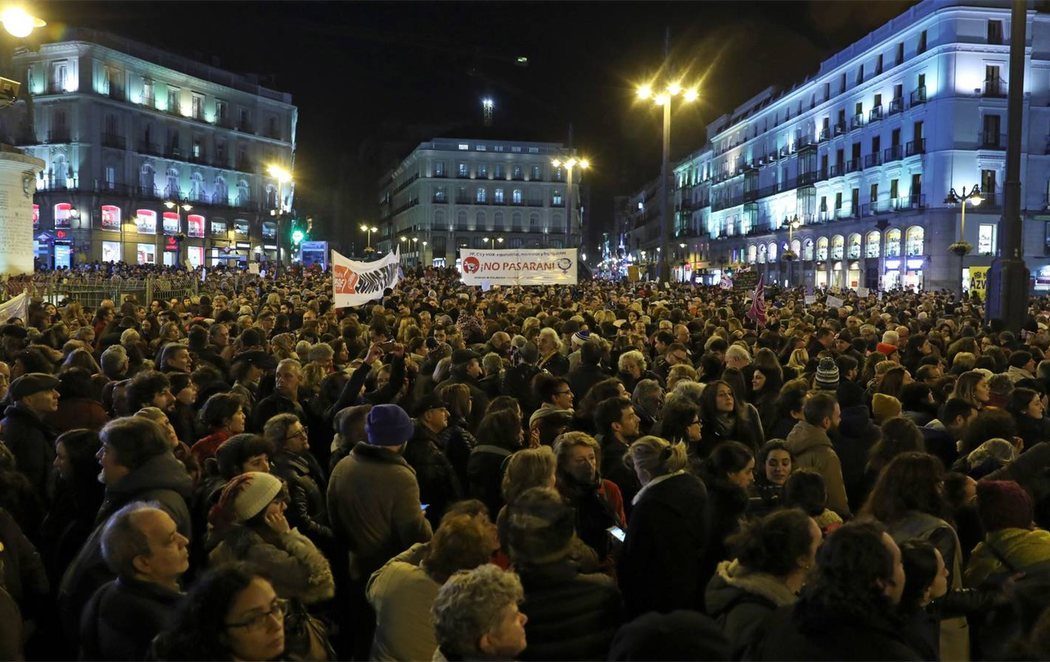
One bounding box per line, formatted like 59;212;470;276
466;443;514;519
517;560;623;661
567;364;610;403
404;422;463;526
271;449;333;549
618;472;707;618
251;392;305;433
834;404;881;513
436;417;476;492
80;577;183;661
1;402;56;502
751;602;921;661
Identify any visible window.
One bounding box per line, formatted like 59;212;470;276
457;162;469;178
494;164;505;179
856;64;864;84
137;243;156;265
530;165;541;181
876;54;884;74
886;229;901;257
978;224;996;254
870;183;879;203
494;188;504;204
831;236;845;260
216;99;228;124
835;191;843;210
905;227;924;256
477;163;488;178
434;161;446;177
50;60;68;92
890;178;899;201
803;238;815;260
848;234;862;259
910;173;922;204
918;30;927;54
168;86;180;113
839;72;847;93
817;237;829;261
896;42;904;65
988;20;1003;44
512;189;522;204
866;231;881;258
552;190;563;206
191;93;204;120
476;187;486;203
512;165;524;180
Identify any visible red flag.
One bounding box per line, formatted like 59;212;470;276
746;275;767;326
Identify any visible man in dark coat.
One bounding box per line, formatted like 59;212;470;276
1;373;60;502
79;503;187;661
59;417;193;643
443;349;489;432
567;339;609;403
251;358;306;431
405;394;463;527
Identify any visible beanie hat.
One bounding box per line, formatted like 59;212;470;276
871;393;902;424
209;472;284;531
815;358;840;390
571;330;591;348
977;479;1033;531
365;404;414;446
876;342;898;357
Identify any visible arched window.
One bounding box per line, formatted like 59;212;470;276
456;210;468;230
54;154;68;187
237;180;250;206
213;176;228;205
551;213;564;232
434;210;445;230
190;172;204;202
747;245;757;264
512;212;523;232
791;238;801;255
866;231;881;258
831;235;844;260
905;226;924;256
886;229;902;257
529;213;541;232
816;237;829;261
803;238;814;260
165;167;179;198
768;242;777;261
265;184;277;209
847;233;862;259
494;211;505;231
473;211;485;231
758;244;767;263
139;163;155;194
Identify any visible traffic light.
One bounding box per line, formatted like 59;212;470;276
291;229;304;246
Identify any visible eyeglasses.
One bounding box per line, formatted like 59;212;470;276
226;598;288;631
285;427;308;441
555;390;573;396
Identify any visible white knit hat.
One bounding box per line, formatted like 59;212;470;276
227;472;284;522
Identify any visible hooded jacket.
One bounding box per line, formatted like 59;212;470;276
964;527;1050;587
786;420;850;517
706;559;798;658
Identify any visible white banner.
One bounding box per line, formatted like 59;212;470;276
459;248;577;286
0;292;28;322
332;248;401;308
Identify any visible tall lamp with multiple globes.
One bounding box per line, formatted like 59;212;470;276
267;164;293;273
945;184;983;296
636;78;699;282
550;155;589;251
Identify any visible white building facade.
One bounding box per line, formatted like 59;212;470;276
638;0;1050;291
13;28;297;268
378;138;585;267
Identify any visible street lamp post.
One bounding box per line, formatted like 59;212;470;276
637;80;699;283
360;224;378;255
551;156;590;249
945;185;983;296
267;165;293;274
783;216;801;288
164;200;191;266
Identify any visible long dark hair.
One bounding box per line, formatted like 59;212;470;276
152;562;268;660
861;452;951;524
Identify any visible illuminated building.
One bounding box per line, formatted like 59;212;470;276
13;28;297;268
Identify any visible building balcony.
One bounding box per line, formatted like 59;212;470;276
454;196;470;204
828;163;843;178
101;133;125;149
165;146;183;159
798;171;818;186
845;159;861;173
910;86;927;107
894;194;926;211
850;113;864;130
137;140;160;156
818;127;830;142
983;79;1006;98
981;131;1006;149
869;106;884;122
46;129;71;144
431;195;447;204
905;139;925;156
833;121;847;136
889;97;904;115
883;145;904;162
864;153;882;168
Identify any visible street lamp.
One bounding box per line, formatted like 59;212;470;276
164;200;191;265
551;155;590;247
783;216;801;287
0;7;44;39
945;184;983;296
637;77;699;282
267;164;293;273
360;224;378;254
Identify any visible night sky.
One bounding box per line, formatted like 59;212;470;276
37;0;914;251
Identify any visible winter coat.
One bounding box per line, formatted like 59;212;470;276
251;392;305;433
785;420;850;517
327;442;433;581
271;449;333;549
700;476;750;594
58;451;193;641
517;560;623;661
987;443;1050;528
618;471;707;618
209;524;335;605
559;477;626;562
538;351;570;377
0;506;48;621
1;402;56;502
599;435;640;511
1015;414;1050;450
964;527;1050;587
39;473;105;589
466;443;514;519
700;404;765;455
833;404;881;512
567;364;610;403
888;511;969;662
750;602;921;661
705;559;798;658
436;417;476;491
502;363;541;418
405;423;464;527
45;397;109;433
366;543;440;662
921;420;960;471
79;577;182;661
188;429;231;466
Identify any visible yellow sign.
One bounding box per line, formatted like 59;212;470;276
969;266;989;301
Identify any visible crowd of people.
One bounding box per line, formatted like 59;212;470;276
3;261;1050;660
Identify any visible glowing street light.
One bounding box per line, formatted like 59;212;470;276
360;224;379;253
635;75;700;282
1;7;44;38
552;154;590;241
945;184;983;295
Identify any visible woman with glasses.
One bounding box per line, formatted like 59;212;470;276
264;413;333;553
152;562;288;661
